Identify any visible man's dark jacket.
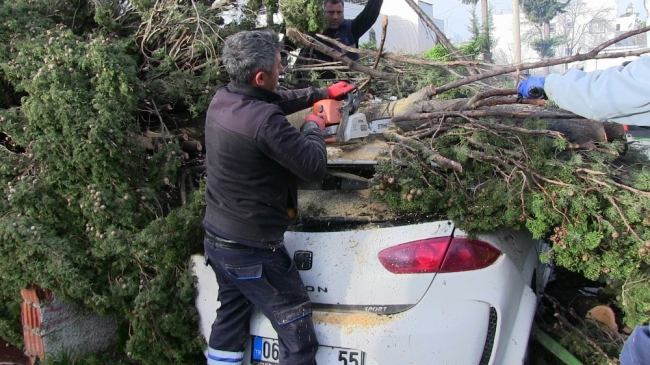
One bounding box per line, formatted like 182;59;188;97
203;83;328;249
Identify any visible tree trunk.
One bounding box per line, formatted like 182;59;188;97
481;0;492;62
543;21;551;75
287;93;624;145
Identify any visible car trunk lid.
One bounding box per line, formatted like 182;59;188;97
284;219;455;314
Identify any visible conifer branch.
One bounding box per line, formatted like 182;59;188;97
607;195;643;243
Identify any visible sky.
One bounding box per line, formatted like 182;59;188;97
432;0;647;42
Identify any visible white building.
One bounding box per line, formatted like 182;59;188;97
345;0;445;55
492;11;541;65
571;3;646;71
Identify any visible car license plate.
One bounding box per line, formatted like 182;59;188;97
251;336;365;365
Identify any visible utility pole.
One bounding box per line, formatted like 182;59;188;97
512;0;521;65
646;0;650;48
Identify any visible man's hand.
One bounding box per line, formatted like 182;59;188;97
327;81;356;100
517;76;547;99
301;114;325;132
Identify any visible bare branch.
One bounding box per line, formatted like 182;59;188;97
384;126;463;172
428;26;650;96
286;28;398;81
312;34;485;67
392;110;581;122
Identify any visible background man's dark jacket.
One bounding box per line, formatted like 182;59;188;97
297;0;383;79
203;83;328;248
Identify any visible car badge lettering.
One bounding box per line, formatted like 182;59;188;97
365;306;388;312
305;286;328;293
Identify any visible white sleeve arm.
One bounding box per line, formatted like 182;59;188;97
544;56;650;126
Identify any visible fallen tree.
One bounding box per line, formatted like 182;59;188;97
284;22;650;364
0;1;648;364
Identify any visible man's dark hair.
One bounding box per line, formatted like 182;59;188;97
221;30;281;84
324;0;344;7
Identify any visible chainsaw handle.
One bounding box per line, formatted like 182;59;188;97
342;86;362;115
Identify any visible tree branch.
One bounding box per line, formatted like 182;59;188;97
427;26;650;96
392;110;581;122
384;126;463;172
286;28;398;81
372;16;389;70
312;33;485;67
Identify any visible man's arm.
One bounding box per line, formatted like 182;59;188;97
258;112;327;182
276;86;329;115
277;82;355;114
544;56;650;126
350;0;383;42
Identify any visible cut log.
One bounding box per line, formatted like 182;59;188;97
181;140;202;154
144;131;189;142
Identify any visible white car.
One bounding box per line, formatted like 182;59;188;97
194;141;553;365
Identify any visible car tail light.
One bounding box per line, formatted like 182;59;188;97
378;237;501;274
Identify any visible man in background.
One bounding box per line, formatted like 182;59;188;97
296;0;383;80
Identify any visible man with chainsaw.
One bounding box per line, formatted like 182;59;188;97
517;55;650;126
296;0;383;80
202;29;354;365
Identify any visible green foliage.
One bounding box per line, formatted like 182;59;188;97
279;0;325;33
423;39;483;63
372;120;650;327
521;0;569;24
467;6;482;47
465;4;495;60
613;266;650;326
423;44;456;62
555;320;623;364
458;42;481;60
416;45;476;99
387;63;473;100
359;41;378;51
532;37;562;58
0;0;229;363
521;0;568;59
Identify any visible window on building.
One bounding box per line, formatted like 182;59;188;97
589;21;607;33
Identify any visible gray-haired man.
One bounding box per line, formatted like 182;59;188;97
202;30;354;365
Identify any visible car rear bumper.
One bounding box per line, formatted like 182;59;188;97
244;253;537;365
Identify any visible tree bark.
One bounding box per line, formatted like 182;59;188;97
287;94;625;144
481;0;492;62
542;21;551;75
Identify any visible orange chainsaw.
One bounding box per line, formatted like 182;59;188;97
306;87;372;143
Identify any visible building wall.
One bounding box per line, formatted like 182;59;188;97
20;286;117;363
492;11;540;65
345;0;445;55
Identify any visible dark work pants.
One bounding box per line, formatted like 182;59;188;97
203;232;318;365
